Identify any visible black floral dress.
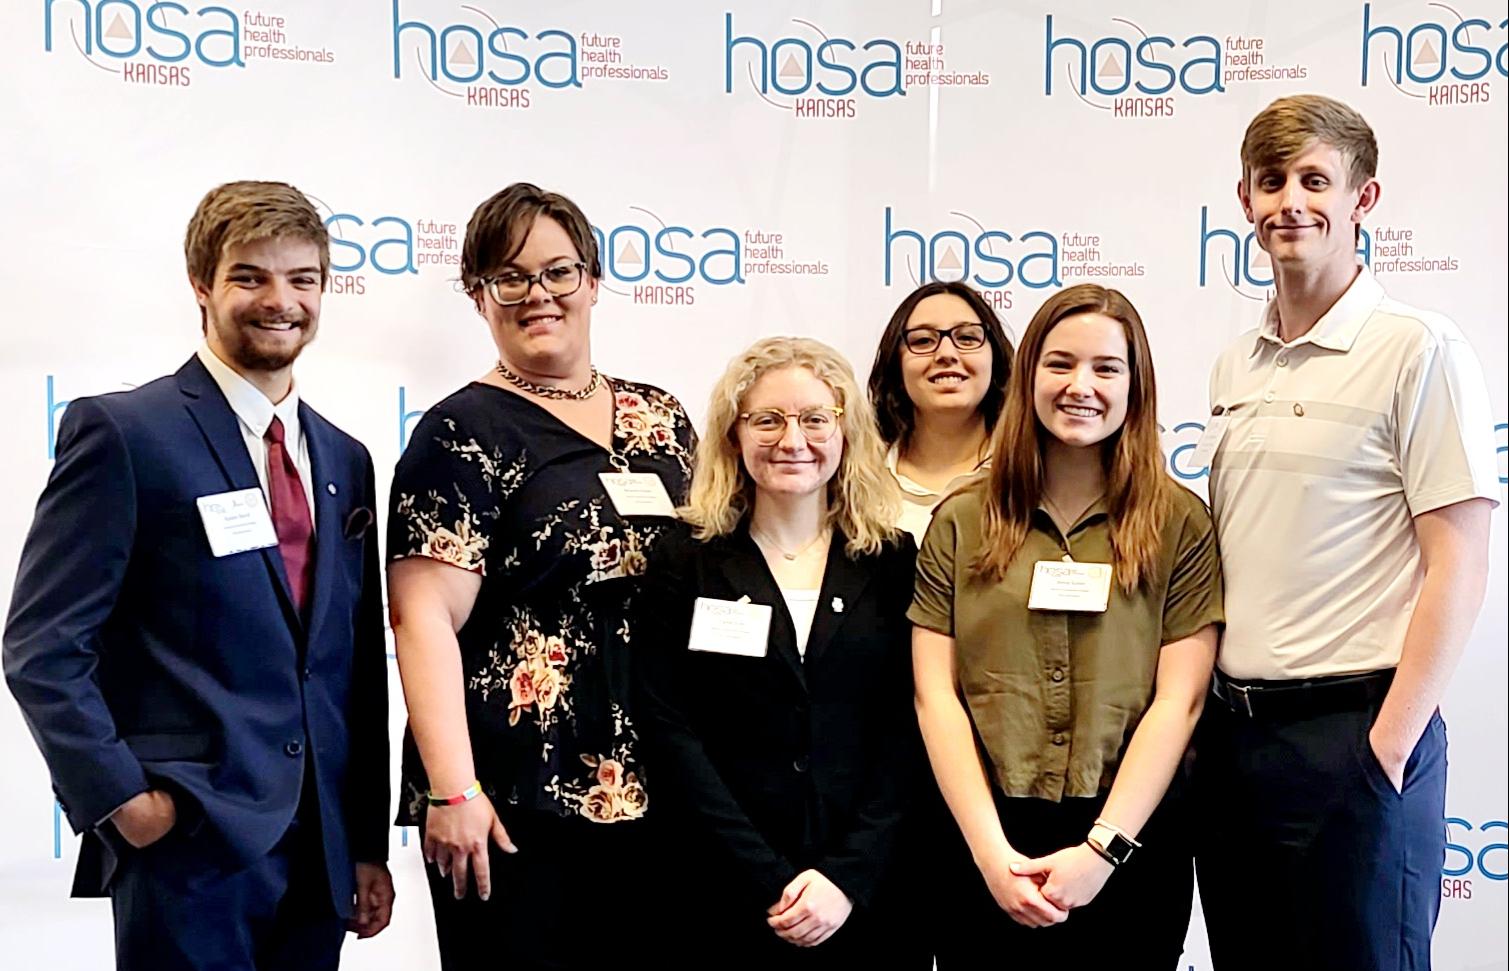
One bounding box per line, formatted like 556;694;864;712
388;379;694;830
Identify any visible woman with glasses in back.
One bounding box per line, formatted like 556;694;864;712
636;337;928;969
386;183;695;969
868;281;1015;545
866;281;1014;967
910;284;1221;965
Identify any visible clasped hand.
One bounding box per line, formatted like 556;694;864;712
766;869;853;947
1007;843;1115;917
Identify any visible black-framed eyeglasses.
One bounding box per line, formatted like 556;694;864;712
483;262;587;306
738;405;845;445
903;323;988;355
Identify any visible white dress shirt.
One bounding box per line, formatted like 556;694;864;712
196;343;316;528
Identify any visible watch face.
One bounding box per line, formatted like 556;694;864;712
1104;833;1135;865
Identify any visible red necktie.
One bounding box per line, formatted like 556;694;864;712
265;416;315;615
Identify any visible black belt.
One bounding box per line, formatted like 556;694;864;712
1211;668;1395;720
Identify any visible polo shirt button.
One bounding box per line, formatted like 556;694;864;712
1052;732;1066;746
1263;391;1275;404
1276;355;1288;367
1051;668;1065;683
1293;403;1305;417
284;740;303;757
792;756;809;773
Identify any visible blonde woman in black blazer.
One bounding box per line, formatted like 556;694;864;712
637;337;926;969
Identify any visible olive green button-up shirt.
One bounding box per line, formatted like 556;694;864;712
909;481;1223;801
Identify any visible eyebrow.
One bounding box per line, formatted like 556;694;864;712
1042;350;1127;363
502;255;577;270
223;263;322;275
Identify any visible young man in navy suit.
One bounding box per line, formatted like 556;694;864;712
4;181;393;969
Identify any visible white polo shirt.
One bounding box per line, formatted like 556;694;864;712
1208;267;1498;681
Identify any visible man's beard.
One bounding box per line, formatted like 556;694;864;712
219;313;314;372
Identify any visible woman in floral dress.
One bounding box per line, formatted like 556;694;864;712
386;183;694;970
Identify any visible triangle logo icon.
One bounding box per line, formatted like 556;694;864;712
105;12;133;40
1413;38;1440;68
937;246;963;272
450;40;477;67
1098;51;1123;79
779;53;804;80
1251;248;1271;270
618;240;644;265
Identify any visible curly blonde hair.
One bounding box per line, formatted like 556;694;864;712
681;337;900;556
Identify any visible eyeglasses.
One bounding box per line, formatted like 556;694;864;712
738;406;845;445
483;262;587;306
903;323;988;355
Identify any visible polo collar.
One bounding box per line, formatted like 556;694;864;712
1250;264;1385;358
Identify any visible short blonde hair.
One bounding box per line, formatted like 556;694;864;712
184;181;329;289
1241;94;1378;189
681;337;900;556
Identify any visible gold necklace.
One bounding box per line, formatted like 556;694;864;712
495;359;602;401
751;525;828;562
1044;494;1098;530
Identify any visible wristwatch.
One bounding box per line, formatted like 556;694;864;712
1086;820;1139;867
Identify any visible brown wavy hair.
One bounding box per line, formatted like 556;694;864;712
972;284;1170;591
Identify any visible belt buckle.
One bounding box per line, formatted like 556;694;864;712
1228;682;1256;718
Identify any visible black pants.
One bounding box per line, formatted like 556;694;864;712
952;790;1193;968
424;809;662;971
109;781;343;971
1193;686;1448;971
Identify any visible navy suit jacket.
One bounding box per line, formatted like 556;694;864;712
3;356;388;917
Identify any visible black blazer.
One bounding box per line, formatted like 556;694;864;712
2;356;388;916
636;521;920;913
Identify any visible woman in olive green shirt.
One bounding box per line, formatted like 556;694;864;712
910;284;1222;965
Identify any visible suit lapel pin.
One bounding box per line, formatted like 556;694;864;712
831;597;844;613
326;482;337;495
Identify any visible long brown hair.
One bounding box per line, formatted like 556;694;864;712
972;284;1170;591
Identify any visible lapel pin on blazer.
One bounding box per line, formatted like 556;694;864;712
326;482;338;495
831;597;844;613
343;506;374;539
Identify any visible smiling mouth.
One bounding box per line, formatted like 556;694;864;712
520;313;563;326
1058;404;1102;418
929;373;968;385
251;320;301;332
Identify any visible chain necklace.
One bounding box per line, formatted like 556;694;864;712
751;525;829;562
495;359;602;401
1043;493;1099;532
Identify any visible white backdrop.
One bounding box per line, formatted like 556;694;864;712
0;1;1504;967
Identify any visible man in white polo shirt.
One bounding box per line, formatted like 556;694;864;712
1193;95;1498;971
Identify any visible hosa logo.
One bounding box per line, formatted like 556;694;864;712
723;12;904;118
1197;206;1372;300
883;207;1062;312
315;199;461;297
590;208;745;306
1442;815;1506;899
391;0;579;109
42;0;244;85
1043;14;1222;117
1360;2;1506;105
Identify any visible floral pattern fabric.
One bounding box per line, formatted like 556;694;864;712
388;379;694;825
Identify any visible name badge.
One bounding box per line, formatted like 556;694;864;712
599;472;676;517
1028;560;1113;612
688;597;771;658
196;487;278;558
1186;408;1232;472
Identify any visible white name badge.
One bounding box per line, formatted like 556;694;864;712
599;472;676;517
1187;412;1232;472
196;487;278;558
1028;560;1113;612
687;597;772;658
